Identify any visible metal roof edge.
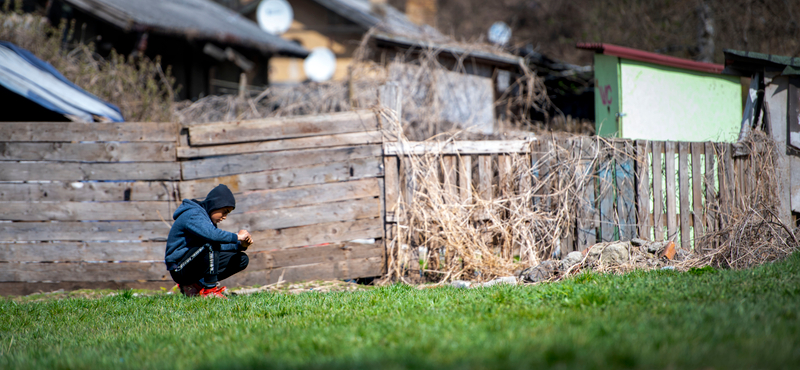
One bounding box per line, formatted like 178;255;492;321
577;42;724;74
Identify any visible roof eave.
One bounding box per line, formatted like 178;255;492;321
372;33;523;69
577;42;724;74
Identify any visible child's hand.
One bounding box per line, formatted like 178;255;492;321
238;230;253;246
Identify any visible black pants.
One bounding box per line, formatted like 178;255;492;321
169;244;249;286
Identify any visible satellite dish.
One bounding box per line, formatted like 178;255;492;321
304;47;336;82
256;0;293;35
488;21;511;46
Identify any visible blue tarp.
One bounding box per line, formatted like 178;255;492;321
0;41;124;122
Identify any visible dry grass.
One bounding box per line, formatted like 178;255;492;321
384;128;798;284
0;8;176;122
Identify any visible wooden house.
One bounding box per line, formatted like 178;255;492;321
47;0;308;100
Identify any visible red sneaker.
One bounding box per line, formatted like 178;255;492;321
179;283;202;297
198;286;227;299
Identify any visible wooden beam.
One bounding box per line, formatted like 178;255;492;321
384;140;532;155
0;162;181;181
0;121;179;142
188;111;379;146
233;178;380;213
180;144;381;180
0;242;164;262
0;221;171;242
248;218;383;251
1;201;176;221
616;141;636;241
478;155;492;201
635;141;651;240
177;131;382;158
0;181;178;202
678;142;691;249
459;155;473;204
691;142;705;244
652;141;664;240
665;141;677;241
0;261;170;282
383;156;400;223
598;143;615;242
0;142;176;162
223;197;381;232
178;157;382;199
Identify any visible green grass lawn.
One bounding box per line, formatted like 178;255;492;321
2;252;800;370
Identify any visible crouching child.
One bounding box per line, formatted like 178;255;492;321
165;184;253;298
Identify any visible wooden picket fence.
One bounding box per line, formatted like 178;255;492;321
383;136;756;260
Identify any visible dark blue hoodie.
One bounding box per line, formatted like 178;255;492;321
164;184;241;270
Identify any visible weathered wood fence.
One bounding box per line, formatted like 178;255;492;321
383;136;758;260
0;111;385;295
0;110;771;295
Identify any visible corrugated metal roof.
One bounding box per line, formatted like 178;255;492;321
0;41;124;122
239;0;445;41
577;42;724;74
64;0;308;57
372;33;523;68
723;49;800;76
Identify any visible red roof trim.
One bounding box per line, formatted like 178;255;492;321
576;42;725;74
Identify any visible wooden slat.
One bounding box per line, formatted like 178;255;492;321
0;242;163;262
254;242;383;270
177;131;382;158
0;162;181;181
704;142;717;250
188;111;379;146
576;137;597;250
384;156;400;223
233;178;380;213
678;142;691;250
0;221;171;241
0;262;169;282
0;281;175;297
652;141;664;240
538;139;553;211
459;155;473;203
178;157;382;199
230;257;383;287
598;144;615;242
691;142;705;244
718;144;733;229
0;142;176;162
1;201;176;221
478;155;492;200
498;154;512;197
0;121;179;142
616;141;636;241
529;141;540;208
442;155;458;201
181;144;381;180
224;197;380;232
384;140;532;155
635;141;651;240
248;218;383;251
0;181;178;202
665;141;677;242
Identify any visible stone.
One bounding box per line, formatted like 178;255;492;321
631;238;647;246
600;242;630;265
520;261;557;283
560;251;584;270
451;280;472;288
479;276;517;287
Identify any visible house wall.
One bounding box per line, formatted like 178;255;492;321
250;0;363;83
593;53;621;137
615;59;741;142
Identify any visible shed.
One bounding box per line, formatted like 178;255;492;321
722;49;800;224
48;0;308;99
577;43;742;142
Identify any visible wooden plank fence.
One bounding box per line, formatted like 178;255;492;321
0;108;769;295
0;111;385;296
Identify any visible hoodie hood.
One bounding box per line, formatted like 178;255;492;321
197;184;236;215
